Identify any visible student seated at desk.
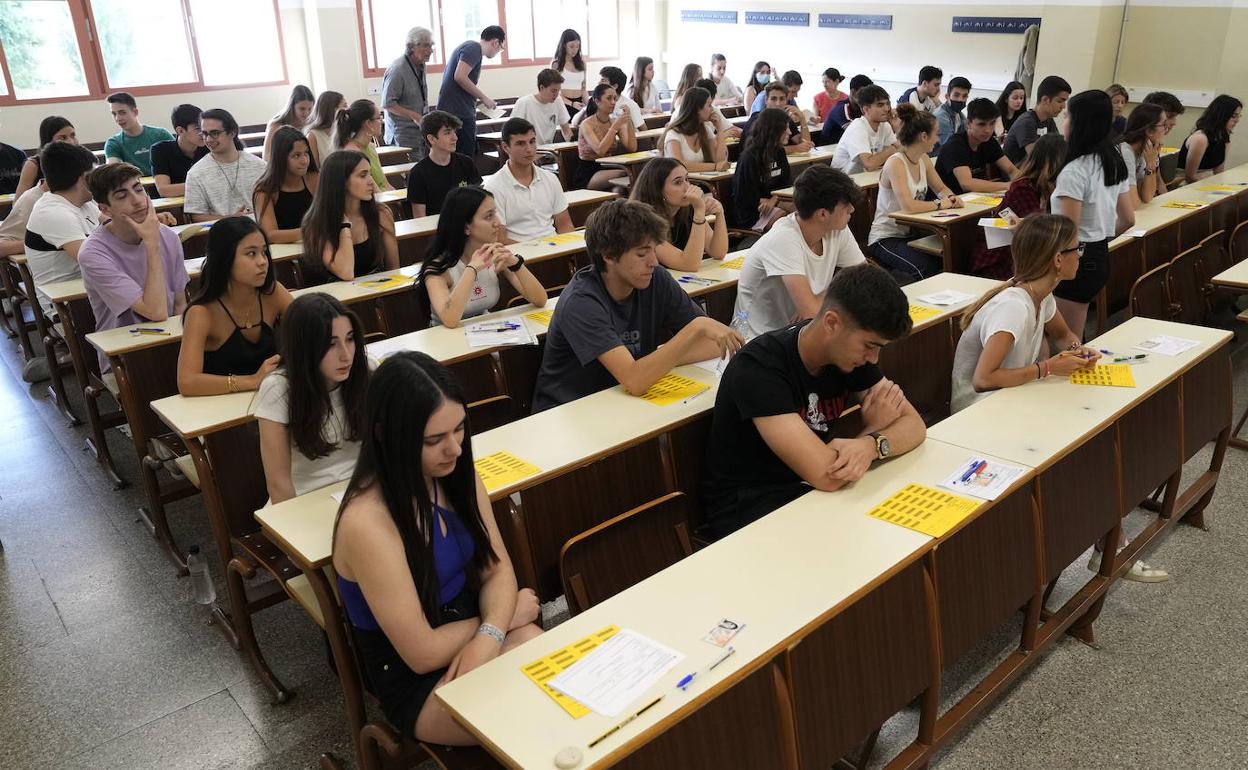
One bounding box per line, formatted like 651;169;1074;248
734;166;865;338
969;133;1066;280
814;68;847;124
867;104;962;283
994;81;1028;144
731;108;794;231
150;104;208;198
79;163;189;369
24;142;100;314
302;150;399;282
1004;76;1070;165
931;77;970;155
511;68;574;146
419;187;547;328
1120;103;1166;205
669;63;704;113
630;157;728;270
628;56;662;115
15;116;77;199
899;66;943;112
305;91;347;167
832;85;899;174
1105;84;1129;136
0;129;26;196
572;83;637;191
0;183;46;260
570;66;646;131
662;87;729;173
1051;90;1134;340
407;110;482;218
332;351;543;746
823;74;871;145
257;293;367;504
483;118;574;242
743;61;772;116
694;78;742;141
748;70;805;117
1176;94;1242;184
104;92;174;178
699;263;925;539
179;217;292;395
1141;91;1185;195
935;98;1017;195
334;99;394;193
742;83;814;155
263;85;315;162
531;200;742;411
253;127;318;245
952;213;1097;414
185;108;267;221
709;53;742;106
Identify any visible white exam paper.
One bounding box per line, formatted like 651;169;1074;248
940;457;1028;501
547;629;684;717
464;320;536;348
690;357;727;378
915;289;976;307
1135;335;1200;357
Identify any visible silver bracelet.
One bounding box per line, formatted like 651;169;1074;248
477;622;505;644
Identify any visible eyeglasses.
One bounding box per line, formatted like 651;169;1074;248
202;129;229;138
1059;245;1085;256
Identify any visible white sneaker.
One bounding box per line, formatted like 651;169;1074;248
1087;552;1169;582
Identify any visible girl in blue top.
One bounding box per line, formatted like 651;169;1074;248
332;351;542;744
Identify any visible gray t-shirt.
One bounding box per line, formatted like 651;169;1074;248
381;54;428;148
184;152;267;217
532;265;704;412
1051;148;1132;242
437;40;483;119
1003;109;1058;165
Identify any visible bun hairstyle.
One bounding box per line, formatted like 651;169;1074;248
894;102;936;146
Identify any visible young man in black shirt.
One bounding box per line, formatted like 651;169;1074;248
531;199;743;412
936;98;1017;194
149;103;208;198
405;110;482;217
700;263;927;539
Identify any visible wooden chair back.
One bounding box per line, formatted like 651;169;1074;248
1231;219;1248;265
1167;244;1208;325
1128;262;1175;320
560;492;695;615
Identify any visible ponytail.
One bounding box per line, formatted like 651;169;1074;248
895;102;936;147
960;213;1077;330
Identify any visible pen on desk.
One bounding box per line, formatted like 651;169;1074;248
1098;349;1113;355
1113;354;1147;362
587;696;664;749
678;276;717;285
958;459;983;484
129;327;170;336
707;646;736;672
681;388;709;406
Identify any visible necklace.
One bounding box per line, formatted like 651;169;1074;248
211;154;243;210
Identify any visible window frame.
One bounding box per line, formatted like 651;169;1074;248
0;0;289;106
357;0;620;78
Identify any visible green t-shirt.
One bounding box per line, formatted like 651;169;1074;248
104;125;174;176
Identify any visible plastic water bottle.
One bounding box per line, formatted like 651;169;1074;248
730;309;754;343
187;545;217;605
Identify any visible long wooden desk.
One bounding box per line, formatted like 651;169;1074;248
776;169;880;247
1210;259;1248;449
687;146;838;227
887;191;1005;274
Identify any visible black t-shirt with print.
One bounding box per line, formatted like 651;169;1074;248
406;152;482;214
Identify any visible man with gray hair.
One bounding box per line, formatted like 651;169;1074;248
381;26;434;160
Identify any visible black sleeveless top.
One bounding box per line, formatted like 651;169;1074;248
273;181;312;230
202;293;277;376
353;236;380;278
1176;131;1228;172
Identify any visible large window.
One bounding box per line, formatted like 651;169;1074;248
0;0;287;104
358;0;620;77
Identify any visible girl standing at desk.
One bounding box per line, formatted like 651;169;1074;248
177;217;293;396
1176;94;1242;184
257;293;368;504
552;29;587;118
952;213;1097;414
419;186;547;328
631;157;728;270
332;351;542;745
253;126;318;245
302;149;399;282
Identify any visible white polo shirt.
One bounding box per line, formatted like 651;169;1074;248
483;162;569;243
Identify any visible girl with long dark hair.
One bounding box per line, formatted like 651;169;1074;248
418;186;547;327
253;126;318;244
334;98;393;191
1177;93;1242;183
305;90;346;166
256;292;368;503
743;61;772;116
1120;103;1166;204
730;107;793;229
630;157;728;270
662;86;728;173
969;133;1067;279
575;83;637;190
1051;89;1134;339
177;216;293;395
302;149;398;282
552;29;586;117
994;81;1027;143
263;84;315;160
670;63;703;111
332;351;542;745
628;56;660;114
16;116;77;198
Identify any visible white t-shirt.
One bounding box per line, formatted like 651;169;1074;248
184;151;267;218
0;184;45;243
909;91;939;112
832;118;897;174
733;213;866;337
511;93;567;146
663;130;710;164
429;259;501;326
1050;148;1133;242
254;371;361;499
715;75;742;101
25;193;100;313
951;287;1057;413
483;162;569;243
1118;142;1140;187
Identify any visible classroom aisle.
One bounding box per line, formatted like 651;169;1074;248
0;323;1246;769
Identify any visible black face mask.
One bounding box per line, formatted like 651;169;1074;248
948;99;967;113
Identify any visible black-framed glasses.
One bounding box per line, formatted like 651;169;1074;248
202;129;229;138
1059;245;1085;256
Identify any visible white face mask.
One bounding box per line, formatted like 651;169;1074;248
758;73;771;85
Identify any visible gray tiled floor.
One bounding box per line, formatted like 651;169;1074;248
1;314;1246;770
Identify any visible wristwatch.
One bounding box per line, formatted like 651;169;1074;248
869;432;891;460
507;254;526;272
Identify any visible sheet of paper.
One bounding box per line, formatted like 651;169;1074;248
1124;228;1148;237
720;255;745;271
1069;363;1136;387
547;628;684;717
865;483;981;538
356;274;416;291
979;217;1011;229
1196;184;1244;192
689;357;727;379
908;304;943;323
962;194;1003;206
940;457;1028;501
475;451;542;493
1135;335;1200;357
915;289;975;307
464;320;536;348
522;626;620;719
542;232;586;246
637;373;711;406
1161;201;1206;210
524;308;554;327
331;490;344;503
